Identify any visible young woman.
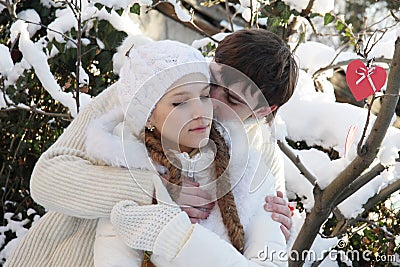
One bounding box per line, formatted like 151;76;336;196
91;40;287;266
6;40;287;267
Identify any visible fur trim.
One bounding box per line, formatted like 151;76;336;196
86;108;154;170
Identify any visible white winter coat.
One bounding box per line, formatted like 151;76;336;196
86;108;287;267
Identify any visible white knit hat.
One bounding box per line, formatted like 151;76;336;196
117;40;210;137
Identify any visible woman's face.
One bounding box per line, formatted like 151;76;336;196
149;73;213;153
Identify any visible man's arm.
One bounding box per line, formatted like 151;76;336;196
31;84;155;218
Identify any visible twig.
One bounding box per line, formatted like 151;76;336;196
305;16;318;35
334;163;386;206
249;0;253;28
17;18;78;46
64;0;79;21
75;0;82;114
277;140;320;188
357;218;396;238
351;179;400;223
225;0;234;32
0;0;17;20
1;104;71;118
312;57;391;80
80;46;98;58
390;10;400;22
300;0;314;17
364;29;387;58
365;14;392;30
189;20;220;43
357;95;375;156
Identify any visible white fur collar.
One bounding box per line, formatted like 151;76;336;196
86;108;154;170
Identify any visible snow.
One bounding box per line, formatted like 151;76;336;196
0;211;41;265
47;7;77;43
220;20;244;32
283;0;334;14
0;44;14;77
191;33;231;49
294;42;336;75
170;0;192;22
17;9;42;38
312;0;335;14
282;0;308;13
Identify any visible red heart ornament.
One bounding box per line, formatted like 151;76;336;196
346;60;387;101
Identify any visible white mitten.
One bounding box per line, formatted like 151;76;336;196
110;200;193;260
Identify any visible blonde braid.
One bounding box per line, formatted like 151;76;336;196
210;124;245;253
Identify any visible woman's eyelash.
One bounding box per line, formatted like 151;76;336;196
172;102;186;107
173;95;210;106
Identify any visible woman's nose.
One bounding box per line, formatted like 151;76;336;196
190;98;212;119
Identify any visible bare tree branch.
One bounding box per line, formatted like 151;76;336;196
357;95;376;156
364;29;387;58
277;140;319;188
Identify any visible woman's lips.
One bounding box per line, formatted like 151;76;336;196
189;125;209;132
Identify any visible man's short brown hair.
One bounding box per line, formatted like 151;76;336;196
215;29;299;116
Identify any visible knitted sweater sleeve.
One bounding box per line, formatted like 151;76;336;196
30;84;154;219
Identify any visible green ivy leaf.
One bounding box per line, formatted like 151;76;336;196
324;13;335;25
94;3;104;10
130;3;141;15
336;20;345;31
105;6;112;13
116;9;124;16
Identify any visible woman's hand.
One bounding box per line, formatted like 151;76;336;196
264;191;294;241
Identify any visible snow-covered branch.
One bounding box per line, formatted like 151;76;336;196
277;140;319;188
334;163;386;206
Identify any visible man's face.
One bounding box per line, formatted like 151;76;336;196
209;63;275;122
210;83;260;122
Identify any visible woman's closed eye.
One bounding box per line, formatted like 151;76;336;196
173;95;210;107
172;100;187;107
